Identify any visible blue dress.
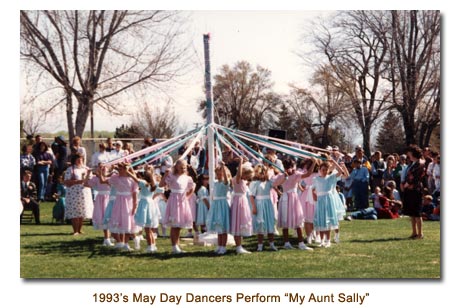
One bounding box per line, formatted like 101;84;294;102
52;183;66;221
134;180;160;228
331;177;346;221
249;180;276;235
55;183;66;208
196;186;209;225
102;186;116;226
312;172;340;231
206;181;230;233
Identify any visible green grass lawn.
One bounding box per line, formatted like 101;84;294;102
20;202;441;279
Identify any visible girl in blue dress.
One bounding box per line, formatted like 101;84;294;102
129;165;160;253
249;164;284;252
206;163;232;255
195;174;210;234
312;159;349;248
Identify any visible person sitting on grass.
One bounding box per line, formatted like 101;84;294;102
421;195;436;221
375;186;401;219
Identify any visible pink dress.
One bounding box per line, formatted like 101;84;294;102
300;172;318;223
188;193;196;225
88;176;110;230
230;177;253;236
163;172;195;228
277;171;305;228
108;174;139;234
267;168;279;219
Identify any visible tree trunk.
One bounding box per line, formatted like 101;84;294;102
74;94;93;138
423;124;437;148
417;122;427;148
401;108;416;146
66;93;75;141
321;119;331;148
362;125;372;158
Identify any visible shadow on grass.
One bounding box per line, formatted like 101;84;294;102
93;247;233;260
21;232;71;237
348;237;412;243
22;237;99;257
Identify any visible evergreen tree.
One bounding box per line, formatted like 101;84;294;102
114;124;141;139
275;103;297;141
375;111;405;154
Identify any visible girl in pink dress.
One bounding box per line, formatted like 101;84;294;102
159;159;196;254
107;162;139;251
231;157;254;254
264;154;282;234
278;157;314;250
186;165;198;238
86;164;113;246
299;158;319;244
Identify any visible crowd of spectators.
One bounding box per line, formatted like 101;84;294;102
20;134;440;234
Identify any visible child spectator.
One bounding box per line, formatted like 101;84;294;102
421;195;436;221
370;186;382;209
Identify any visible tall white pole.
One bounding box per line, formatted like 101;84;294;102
203;33;215;197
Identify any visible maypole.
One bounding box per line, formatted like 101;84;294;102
203;33;215;196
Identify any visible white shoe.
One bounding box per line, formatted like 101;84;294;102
323;241;331;248
334;234;340;243
114;242;125;249
269;243;278;251
146;245;157;253
299;242;313;251
306;235;312;245
283;242;294;249
103;239;114;247
257;244;263;252
217;247;227;255
214;246;221;253
172;245;185;254
315;236;322;244
133;237;141;250
236;246;251;254
123;244;134;251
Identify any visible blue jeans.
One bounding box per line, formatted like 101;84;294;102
353;180;369;209
36;165;49;201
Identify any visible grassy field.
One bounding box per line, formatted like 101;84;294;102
20;202;441;279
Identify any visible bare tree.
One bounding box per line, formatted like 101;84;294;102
417;86;440;147
388;10;440;146
311;11;391;156
198;61;281;134
20;109;45;137
289;65;353;147
132;101;179;138
284;88;319;145
20;10;190;140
